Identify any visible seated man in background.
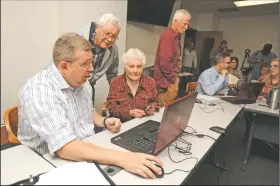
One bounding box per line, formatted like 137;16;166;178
196;52;231;96
228;57;244;91
107;48;159;123
18;33;163;179
258;58;279;101
248;44;277;80
258;62;270;83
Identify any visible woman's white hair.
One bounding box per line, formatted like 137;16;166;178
172;9;191;22
122;48;146;66
98;13;121;29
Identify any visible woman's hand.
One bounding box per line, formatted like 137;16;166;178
145;106;155;115
228;83;235;88
130;109;146;118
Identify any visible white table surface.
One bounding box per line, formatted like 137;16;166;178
43;99;243;185
1;145;55;185
178;72;194;77
244;100;279;117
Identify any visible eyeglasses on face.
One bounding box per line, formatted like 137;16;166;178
66;59;93;69
100;27;118;40
270;65;279;69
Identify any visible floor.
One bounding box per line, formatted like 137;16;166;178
185;117;279;185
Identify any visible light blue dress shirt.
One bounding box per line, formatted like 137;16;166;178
196;67;229;96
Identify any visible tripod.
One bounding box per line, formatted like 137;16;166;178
240;48;251;69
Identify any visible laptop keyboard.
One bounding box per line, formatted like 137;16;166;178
132;128;159;151
111;120;160;154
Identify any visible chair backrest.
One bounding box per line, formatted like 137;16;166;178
101;102;108;117
3;105;19;144
186;82;197;95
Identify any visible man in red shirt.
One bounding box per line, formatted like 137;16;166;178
153;9;191;107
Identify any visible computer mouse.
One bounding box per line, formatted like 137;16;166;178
208;103;217;106
147;163;164;178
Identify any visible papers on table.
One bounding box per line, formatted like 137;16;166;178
197;95;220;102
1;145;54;185
36;162;111;185
228;74;239;84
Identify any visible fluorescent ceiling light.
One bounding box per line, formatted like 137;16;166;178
234;0;279;7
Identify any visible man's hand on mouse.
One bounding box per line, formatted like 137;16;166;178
118;152;163;179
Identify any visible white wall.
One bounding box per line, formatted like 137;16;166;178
1;0;127;123
126;0;185;67
126;22;166;67
220;15;279;67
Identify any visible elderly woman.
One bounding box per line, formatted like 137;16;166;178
228;57;244;90
107;48;159;122
258;58;279;100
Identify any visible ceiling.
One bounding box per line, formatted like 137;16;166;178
182;0;279;18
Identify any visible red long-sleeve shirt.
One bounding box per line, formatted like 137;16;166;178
153;27;180;89
107;74;159;122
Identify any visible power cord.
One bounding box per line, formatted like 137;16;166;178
164;133;199;175
198;100;225;113
183;126;227;185
263;141;279;152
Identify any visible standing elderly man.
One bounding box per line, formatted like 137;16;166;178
153;9;191;107
18;33;163;179
78;13;121;106
196;52;231;96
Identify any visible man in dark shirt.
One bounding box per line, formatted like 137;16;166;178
209;40;229;66
248;43;277;80
153;9;191;107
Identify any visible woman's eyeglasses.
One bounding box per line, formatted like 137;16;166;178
270;65;279;69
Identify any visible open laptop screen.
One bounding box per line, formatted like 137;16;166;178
153;93;197;154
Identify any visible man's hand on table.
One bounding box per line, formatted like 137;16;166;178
105;117;121;133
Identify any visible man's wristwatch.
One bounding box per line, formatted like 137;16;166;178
103;117;109;128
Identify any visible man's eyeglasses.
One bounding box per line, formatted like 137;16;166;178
66;60;93;69
100;27;118;40
270;65;279;69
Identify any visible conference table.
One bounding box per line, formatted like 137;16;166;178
41;96;243;185
241;100;279;171
1;144;55;185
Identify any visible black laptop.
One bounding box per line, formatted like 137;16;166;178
220;82;264;104
111;93;198;155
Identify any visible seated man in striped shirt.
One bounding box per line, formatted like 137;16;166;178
17;33;163;179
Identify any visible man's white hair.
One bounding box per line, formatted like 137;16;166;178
172;9;191;22
98;13;121;29
122;48;146;66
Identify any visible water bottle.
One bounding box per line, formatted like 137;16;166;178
266;88;279;110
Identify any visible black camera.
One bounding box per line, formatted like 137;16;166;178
245;49;251;54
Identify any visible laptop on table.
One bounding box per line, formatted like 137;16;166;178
220;82;264;104
111;93;198;155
